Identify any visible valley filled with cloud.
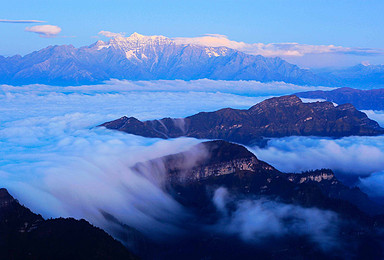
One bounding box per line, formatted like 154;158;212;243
1;79;384;247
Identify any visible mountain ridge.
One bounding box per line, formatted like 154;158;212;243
0;33;331;86
100;95;384;146
296;87;384;110
130;140;384;259
0;188;137;259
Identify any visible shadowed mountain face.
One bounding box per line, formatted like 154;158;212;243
101;95;384;146
130;140;384;259
0;33;330;86
0;188;137;260
296;87;384;110
138;140;384;216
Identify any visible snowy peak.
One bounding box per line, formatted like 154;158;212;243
93;32;233;61
97;32;174;60
107;32;173;50
90;40;109;50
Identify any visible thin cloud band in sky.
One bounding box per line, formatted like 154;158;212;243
0;19;46;23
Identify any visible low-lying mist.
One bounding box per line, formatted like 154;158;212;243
1;79;383;250
211;187;340;251
251;136;384;190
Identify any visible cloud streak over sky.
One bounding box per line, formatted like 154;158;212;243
172;34;384;68
98;30;125;38
0;19;46;23
173;34;384;57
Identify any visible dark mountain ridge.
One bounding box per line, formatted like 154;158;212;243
0;188;137;260
131;140;384;259
296;87;384;110
137;140;384;216
101;95;384;146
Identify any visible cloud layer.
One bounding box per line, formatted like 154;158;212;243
173;34;384;67
1;79;383;247
25;25;61;38
173;34;384;58
98;30;125;38
212;188;339;250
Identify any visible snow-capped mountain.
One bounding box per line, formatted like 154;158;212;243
0;32;332;85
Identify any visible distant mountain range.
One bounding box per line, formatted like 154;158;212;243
0;32;346;86
296;87;384;110
318;64;384;88
1;33;383;87
101;95;384;146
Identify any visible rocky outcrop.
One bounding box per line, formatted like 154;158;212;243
131;140;384;259
101;95;384;146
133;140;384;216
0;188;137;260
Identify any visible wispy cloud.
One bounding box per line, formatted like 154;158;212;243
25;25;61;38
98;30;125;38
0;19;46;23
173;34;384;58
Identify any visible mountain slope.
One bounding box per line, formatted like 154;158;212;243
0;33;330;85
0;188;137;260
131;140;384;259
101;95;384;146
137;140;384;216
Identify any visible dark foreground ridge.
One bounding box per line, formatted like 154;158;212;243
130;140;384;259
0;188;137;260
296;87;384;110
101;95;384;146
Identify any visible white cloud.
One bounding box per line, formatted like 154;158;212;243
362;110;384;127
98;30;125;38
359;171;384;197
251;136;384;177
0;19;46;23
0;80;383;245
173;34;384;58
212;188;339;250
25;25;61;38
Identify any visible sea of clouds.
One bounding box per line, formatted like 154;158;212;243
1;79;383;248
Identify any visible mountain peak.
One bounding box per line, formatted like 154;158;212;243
129;32;145;39
104;32;173;58
0;188;14;208
249;95;302;112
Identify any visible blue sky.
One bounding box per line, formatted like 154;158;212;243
1;0;384;67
